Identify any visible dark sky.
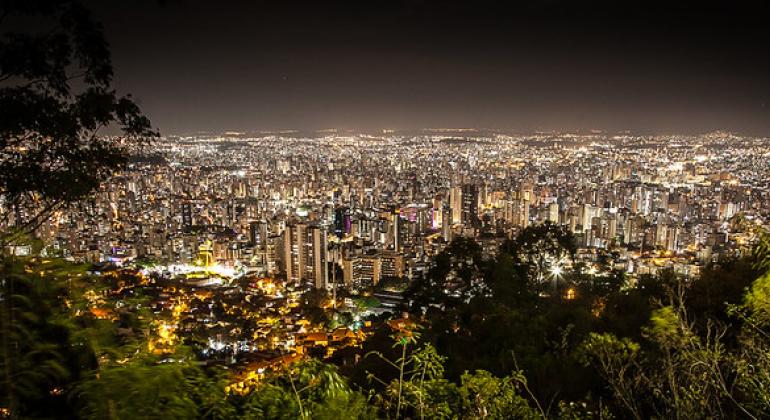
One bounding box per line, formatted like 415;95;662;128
82;0;770;135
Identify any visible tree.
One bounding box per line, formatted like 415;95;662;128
1;4;155;413
0;0;157;242
365;321;423;417
300;287;332;328
76;362;200;420
0;259;98;418
498;222;576;290
458;370;542;419
580;258;770;419
239;359;376;420
406;237;485;310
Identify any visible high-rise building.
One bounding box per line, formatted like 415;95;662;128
393;209;401;251
282;224;299;284
334;207;350;237
519;182;534;203
432;196;443;229
507;198;529;228
310;225;328;289
519;199;530;228
249;220;269;246
379;251;404;280
442;207;453;240
548;202;559;223
181;202;193;228
283;222;327;287
582;204;593;232
461;184;479;227
450;186;462;225
342;254;382;289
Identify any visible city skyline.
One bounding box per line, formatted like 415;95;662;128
4;2;770;418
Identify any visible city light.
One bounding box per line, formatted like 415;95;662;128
4;0;770;416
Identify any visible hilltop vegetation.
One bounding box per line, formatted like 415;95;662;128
2;229;770;419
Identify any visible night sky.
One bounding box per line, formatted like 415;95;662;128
81;1;770;135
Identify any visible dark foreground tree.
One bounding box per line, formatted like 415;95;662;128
0;0;157;241
1;1;155;417
580;232;770;419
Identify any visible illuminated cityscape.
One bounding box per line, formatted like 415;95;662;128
3;0;770;418
11;130;765;381
44;131;769;277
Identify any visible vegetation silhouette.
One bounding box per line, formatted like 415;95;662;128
2;1;770;419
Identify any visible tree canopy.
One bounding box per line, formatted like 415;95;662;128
0;0;157;237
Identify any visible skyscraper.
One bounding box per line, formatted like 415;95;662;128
450;186;462;225
310;225;328;289
548;202;559;223
461;184;479;227
432;196;443;229
283;222;328;287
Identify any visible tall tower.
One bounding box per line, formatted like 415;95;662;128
450;186;462;225
393;209;401;252
432;196;443;229
518;183;533;228
282;228;294;283
334;207;350;237
548;202;559;223
519;182;534;203
519;199;530;228
442;207;453;240
461;184;479;227
310;225;328;289
582;204;594;233
282;222;309;285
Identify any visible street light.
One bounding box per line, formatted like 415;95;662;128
549;264;563;292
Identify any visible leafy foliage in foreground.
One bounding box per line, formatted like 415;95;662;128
577;235;770;419
0;261;78;418
3;226;770;419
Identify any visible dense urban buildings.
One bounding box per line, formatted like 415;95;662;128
6;130;766;372
5;0;770;417
32;131;768;282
